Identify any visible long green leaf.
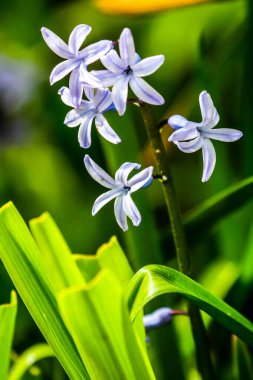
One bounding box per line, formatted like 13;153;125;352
29;212;85;293
0;291;17;380
58;269;155;380
233;337;253;380
74;236;147;349
127;265;253;346
0;202;89;380
184;176;253;240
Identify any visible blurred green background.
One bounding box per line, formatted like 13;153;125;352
1;0;253;378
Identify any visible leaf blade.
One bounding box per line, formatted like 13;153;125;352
127;265;253;346
0;291;17;380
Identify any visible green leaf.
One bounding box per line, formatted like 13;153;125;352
127;265;253;346
9;344;54;380
74;236;133;286
184;176;253;240
29;212;85;293
233;337;253;380
96;236;134;287
0;291;17;380
74;236;147;350
0;202;89;380
58;269;155;380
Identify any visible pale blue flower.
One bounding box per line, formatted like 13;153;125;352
41;25;113;108
92;28;165;115
59;86;121;148
143;307;187;331
168;91;243;182
84;155;153;231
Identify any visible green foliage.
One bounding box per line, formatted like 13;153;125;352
0;202;88;380
0;202;154;379
0;291;17;380
9;344;54;380
127;265;253;346
233;337;253;380
184;176;253;241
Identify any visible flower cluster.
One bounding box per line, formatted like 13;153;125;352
42;24;161;230
42;24;243;230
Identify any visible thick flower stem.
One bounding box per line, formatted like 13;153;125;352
140;102;216;380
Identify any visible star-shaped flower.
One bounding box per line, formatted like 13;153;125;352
41;24;113;107
84;155;153;231
92;28;165;115
168;91;243;182
59;86;121;148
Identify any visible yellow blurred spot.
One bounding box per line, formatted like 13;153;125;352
95;0;211;14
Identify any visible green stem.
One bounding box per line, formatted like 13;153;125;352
140;102;216;380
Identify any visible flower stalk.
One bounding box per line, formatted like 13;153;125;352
139;102;216;380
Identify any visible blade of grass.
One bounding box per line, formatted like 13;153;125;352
0;291;17;380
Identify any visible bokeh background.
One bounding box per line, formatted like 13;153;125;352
1;0;252;379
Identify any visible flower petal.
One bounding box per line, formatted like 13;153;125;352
202;139;216;182
115;162;141;186
50;58;80;85
80;40;113;64
91;70;119;87
69;68;83;108
128;166;154;192
79;65;104;88
168;115;191;130
78;113;95;148
84;154;115;189
95;114;121;144
68;24;91;55
112;74;129;115
119;28;136;66
132;55;165;77
175;135;204;153
41;27;73;59
114;195;128;231
58;86;74;107
92;188;122;215
64;109;82;127
199;90;218;126
101;50;125;74
129;76;164;105
169;126;199;142
203;128;243;142
84;86;95;101
94;89;113;111
123;193;141;227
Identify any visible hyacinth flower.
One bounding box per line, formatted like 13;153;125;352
84;155;153;231
143;307;187;331
92;28;165;115
59;86;121;148
41;24;113;108
168;91;243;182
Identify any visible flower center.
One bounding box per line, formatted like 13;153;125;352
124;66;132;75
123;185;131;192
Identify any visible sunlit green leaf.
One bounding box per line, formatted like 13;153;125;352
9;344;54;380
0;202;89;380
0;291;17;380
127;265;253;346
74;236;147;350
29;212;85;293
58;269;155;380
